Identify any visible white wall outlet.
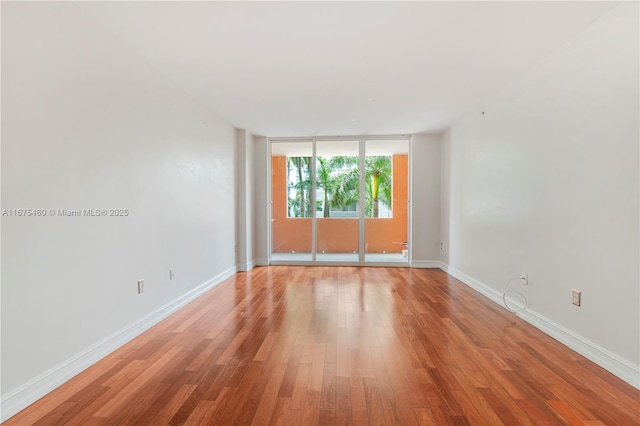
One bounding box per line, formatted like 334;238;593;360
169;270;175;280
572;289;581;306
137;279;145;294
521;272;528;285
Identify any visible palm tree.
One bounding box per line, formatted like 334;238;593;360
330;156;392;218
367;156;392;218
291;155;392;218
331;166;359;211
317;156;359;217
316;157;332;217
287;157;311;217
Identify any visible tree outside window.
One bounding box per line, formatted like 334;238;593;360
286;155;392;218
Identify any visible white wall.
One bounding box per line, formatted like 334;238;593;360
441;3;639;385
1;2;237;417
236;129;268;271
245;134;255;267
410;133;441;267
440;131;451;266
252;136;269;265
236;129;259;271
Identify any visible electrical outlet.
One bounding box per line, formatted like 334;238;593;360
137;279;145;294
169;270;175;280
440;242;443;250
521;272;528;285
235;245;238;253
572;289;581;306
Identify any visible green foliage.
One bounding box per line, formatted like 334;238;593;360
287;157;312;218
317;156;359;217
366;156;392;218
319;155;392;218
287;154;392;218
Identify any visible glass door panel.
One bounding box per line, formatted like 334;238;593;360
316;140;360;262
364;139;409;263
271;141;313;261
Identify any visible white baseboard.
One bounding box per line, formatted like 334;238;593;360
440;263;640;389
254;258;269;267
410;260;441;268
0;265;238;422
237;260;255;272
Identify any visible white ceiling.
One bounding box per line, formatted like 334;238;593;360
75;1;618;137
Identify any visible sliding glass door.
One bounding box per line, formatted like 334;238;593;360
270;141;313;262
364;139;409;263
270;136;409;265
316;140;360;262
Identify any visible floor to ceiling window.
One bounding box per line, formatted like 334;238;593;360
271;140;313;261
364;139;409;263
316;140;360;262
270;136;409;265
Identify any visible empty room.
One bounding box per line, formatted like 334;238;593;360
1;1;638;425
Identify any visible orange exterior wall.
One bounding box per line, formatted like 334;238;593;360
271;155;408;254
271;156;312;253
366;155;408;253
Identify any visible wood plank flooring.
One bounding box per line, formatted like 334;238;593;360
5;267;639;425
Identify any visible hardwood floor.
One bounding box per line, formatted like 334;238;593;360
5;267;639;425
